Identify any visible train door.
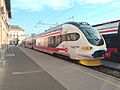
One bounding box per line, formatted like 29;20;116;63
63;33;80;59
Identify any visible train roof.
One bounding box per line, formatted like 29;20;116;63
92;20;120;27
35;22;90;37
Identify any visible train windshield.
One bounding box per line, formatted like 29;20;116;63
79;26;104;46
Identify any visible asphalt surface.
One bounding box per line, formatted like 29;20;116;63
0;47;67;90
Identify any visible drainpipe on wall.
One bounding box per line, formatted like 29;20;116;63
0;22;2;49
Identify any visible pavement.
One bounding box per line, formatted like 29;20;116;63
0;46;67;90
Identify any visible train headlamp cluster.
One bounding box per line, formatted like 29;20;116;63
82;46;93;50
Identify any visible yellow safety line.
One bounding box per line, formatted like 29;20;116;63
73;67;120;88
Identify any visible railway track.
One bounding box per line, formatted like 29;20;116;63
89;65;120;78
53;54;120;79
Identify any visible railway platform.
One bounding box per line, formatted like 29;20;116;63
0;46;120;90
0;46;67;90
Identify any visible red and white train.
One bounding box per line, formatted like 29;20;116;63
93;20;120;60
22;22;109;66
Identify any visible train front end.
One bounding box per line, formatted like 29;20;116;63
77;22;109;66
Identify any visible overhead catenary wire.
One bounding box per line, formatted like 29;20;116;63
47;6;78;23
36;4;79;24
82;6;120;21
34;1;117;33
47;1;114;24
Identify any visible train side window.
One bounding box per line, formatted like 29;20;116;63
48;37;51;44
48;36;58;47
51;36;55;44
65;33;80;41
62;33;80;41
48;37;53;47
48;37;53;44
66;34;71;41
53;36;57;45
62;34;66;41
69;33;80;41
57;35;62;44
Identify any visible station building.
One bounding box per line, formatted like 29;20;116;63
9;25;27;45
0;0;11;50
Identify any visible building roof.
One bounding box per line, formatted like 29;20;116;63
92;19;120;27
5;0;11;18
9;25;24;31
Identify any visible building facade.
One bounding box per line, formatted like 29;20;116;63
9;25;27;45
0;0;11;50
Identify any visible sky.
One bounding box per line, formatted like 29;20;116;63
11;0;120;36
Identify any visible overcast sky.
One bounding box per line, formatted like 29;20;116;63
11;0;120;35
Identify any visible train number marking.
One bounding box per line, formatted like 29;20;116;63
71;46;79;49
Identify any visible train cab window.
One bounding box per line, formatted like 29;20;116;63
79;26;104;46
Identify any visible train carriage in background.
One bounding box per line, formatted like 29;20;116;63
93;20;120;61
22;37;33;48
23;22;108;66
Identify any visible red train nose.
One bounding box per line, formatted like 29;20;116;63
105;51;111;58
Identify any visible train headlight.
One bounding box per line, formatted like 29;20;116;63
82;46;93;50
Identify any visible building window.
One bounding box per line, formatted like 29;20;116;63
10;34;12;37
13;34;15;37
10;41;12;45
13;41;15;44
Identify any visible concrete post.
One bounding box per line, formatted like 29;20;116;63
0;49;6;60
0;49;6;67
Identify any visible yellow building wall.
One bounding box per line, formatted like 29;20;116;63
0;0;10;50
